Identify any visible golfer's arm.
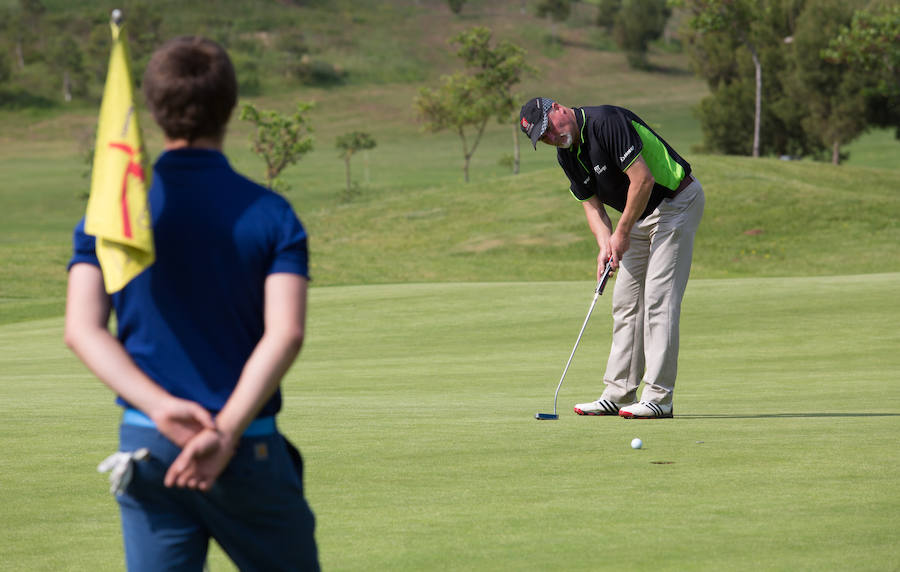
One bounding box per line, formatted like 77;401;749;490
582;196;613;246
64;263;174;411
617;155;655;235
214;273;308;440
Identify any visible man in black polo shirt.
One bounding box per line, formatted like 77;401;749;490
520;97;705;419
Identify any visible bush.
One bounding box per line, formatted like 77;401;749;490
292;55;345;86
276;31;309;57
447;0;466;15
233;55;262;96
0;52;10;84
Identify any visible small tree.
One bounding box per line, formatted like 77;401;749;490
595;0;620;31
447;0;466;15
335;131;376;198
0;50;10;85
612;0;671;70
48;35;88;102
535;0;571;44
415;27;532;182
240;101;315;193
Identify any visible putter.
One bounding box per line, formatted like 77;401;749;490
535;260;614;420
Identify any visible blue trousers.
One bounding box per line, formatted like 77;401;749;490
117;424;319;571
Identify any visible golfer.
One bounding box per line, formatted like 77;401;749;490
520;97;704;419
65;37;319;569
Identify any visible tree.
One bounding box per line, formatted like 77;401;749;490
612;0;671;70
447;0;467;15
121;1;163;83
535;0;571;44
240;102;315;193
416;27;532;182
335;131;376;199
455;27;535;175
823;4;900;98
679;0;831;158
417;74;489;183
680;0;765;157
784;0;869;164
823;3;900;138
48;35;87;102
85;23;111;86
595;0;621;30
0;50;10;86
7;0;45;70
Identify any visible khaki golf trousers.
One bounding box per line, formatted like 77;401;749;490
600;178;705;406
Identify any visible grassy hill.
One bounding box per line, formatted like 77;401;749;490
1;0;898;325
2;147;899;325
303;155;900;285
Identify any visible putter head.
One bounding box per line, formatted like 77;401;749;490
535;412;559;420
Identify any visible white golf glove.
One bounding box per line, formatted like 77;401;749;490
97;448;150;496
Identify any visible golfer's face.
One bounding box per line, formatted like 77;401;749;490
540;105;573;148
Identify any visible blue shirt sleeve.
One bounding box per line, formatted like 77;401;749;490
68;217;100;271
268;206;310;279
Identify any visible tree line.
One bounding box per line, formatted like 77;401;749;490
0;0;343;108
678;0;898;164
4;0;896;175
435;0;896;171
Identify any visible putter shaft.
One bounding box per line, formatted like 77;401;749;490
538;262;615;420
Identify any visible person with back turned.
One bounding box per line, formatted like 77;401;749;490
65;36;320;570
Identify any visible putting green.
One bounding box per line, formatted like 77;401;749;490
1;275;897;570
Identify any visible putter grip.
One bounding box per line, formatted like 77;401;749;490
597;261;613;295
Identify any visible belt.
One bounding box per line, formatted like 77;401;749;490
669;174;694;199
122;408;277;437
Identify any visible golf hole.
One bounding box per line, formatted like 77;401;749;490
650;461;674;465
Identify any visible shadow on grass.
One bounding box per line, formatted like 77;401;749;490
678;413;900;419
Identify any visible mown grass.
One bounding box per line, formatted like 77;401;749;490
1;276;898;570
1;2;899;570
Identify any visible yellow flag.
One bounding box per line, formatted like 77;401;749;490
85;13;154;294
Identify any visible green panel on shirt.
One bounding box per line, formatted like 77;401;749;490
631;121;685;191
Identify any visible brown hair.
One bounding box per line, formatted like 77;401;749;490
142;36;237;143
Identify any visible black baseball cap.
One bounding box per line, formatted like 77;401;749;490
519;97;554;149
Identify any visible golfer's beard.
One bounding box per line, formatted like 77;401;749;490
558;133;573;149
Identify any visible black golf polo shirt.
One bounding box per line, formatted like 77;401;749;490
557;105;691;219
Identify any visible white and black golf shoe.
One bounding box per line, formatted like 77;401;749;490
573;399;624;416
618;401;673;419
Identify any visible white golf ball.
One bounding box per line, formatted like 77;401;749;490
631;438;643;449
111;9;123;23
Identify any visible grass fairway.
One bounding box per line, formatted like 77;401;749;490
2;275;898;571
2;2;898;568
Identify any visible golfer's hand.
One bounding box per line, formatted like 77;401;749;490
164;427;236;492
148;398;216;448
597;250;613;281
608;230;630;270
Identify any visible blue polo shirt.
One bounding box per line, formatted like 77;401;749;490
69;148;309;417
